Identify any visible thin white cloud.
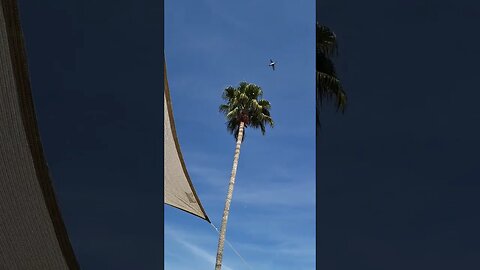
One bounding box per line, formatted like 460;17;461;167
177;239;234;270
165;225;234;270
234;241;316;259
234;180;315;207
166;207;316;269
188;165;231;189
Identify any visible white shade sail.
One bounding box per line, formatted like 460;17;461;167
164;64;209;222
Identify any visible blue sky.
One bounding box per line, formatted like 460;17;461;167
165;1;316;269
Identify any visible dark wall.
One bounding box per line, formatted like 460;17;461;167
17;0;165;268
317;0;480;269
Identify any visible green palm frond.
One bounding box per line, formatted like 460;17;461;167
317;50;337;78
317;22;348;122
220;82;274;140
257;99;272;110
317;72;347;113
219;104;230;114
317;23;338;57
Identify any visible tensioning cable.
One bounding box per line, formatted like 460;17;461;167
209;222;253;270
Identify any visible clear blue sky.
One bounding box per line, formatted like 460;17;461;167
165;1;316;269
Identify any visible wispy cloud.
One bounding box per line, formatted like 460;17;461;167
188;164;231;189
186;155;316;207
166;223;315;270
165;225;235;270
234;241;316;259
177;239;234;270
235;179;315;207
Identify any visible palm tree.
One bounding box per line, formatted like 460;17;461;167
317;22;347;124
215;82;274;270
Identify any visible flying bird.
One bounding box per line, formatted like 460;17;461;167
268;59;275;71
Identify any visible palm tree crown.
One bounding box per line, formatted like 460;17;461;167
317;22;347;118
219;82;274;139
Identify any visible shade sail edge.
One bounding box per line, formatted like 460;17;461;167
0;1;79;268
164;61;210;223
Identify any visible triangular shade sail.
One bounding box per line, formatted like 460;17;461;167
164;65;209;222
0;1;78;269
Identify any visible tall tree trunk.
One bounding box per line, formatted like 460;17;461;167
214;122;245;270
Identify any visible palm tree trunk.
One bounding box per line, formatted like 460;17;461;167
214;121;245;270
